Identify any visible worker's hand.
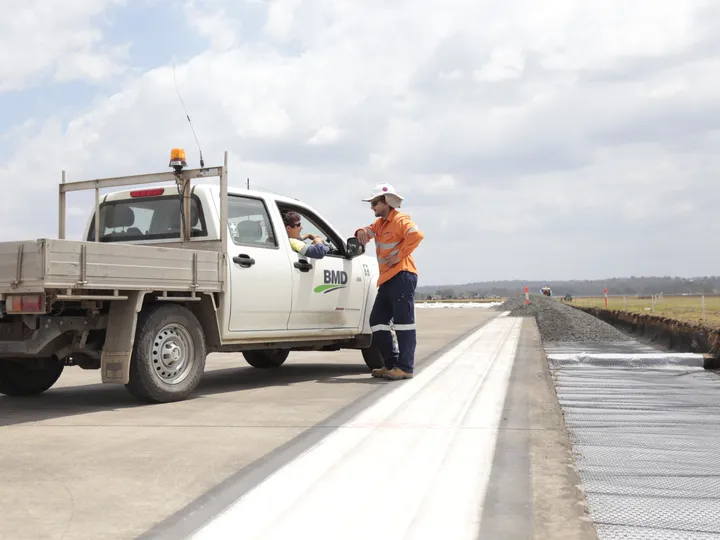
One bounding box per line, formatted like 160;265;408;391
387;254;401;267
356;229;370;246
302;233;314;241
312;237;324;244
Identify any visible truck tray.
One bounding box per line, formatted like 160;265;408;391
0;239;223;294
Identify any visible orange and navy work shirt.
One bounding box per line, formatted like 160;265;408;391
356;208;424;287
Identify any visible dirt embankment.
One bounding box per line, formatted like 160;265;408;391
569;305;720;365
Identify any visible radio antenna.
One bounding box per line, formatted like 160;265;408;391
173;62;205;168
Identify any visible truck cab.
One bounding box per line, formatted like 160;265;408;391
82;183;380;343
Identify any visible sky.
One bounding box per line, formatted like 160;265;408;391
1;0;719;288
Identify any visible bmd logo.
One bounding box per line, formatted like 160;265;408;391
314;270;348;294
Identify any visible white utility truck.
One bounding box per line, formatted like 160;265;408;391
0;150;384;403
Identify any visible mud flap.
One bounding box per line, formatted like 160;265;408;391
101;291;146;384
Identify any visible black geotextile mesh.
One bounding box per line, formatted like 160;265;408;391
546;342;720;539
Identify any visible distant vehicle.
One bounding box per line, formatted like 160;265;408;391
563;294;573;301
0;149;383;403
541;286;552;297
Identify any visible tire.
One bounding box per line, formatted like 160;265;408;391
361;326;396;370
126;304;207;403
242;349;289;369
0;358;64;397
361;346;384;370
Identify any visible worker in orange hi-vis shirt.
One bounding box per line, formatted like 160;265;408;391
355;183;424;380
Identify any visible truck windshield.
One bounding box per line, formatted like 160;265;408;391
87;195;208;242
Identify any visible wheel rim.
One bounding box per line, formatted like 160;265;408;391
151;324;195;385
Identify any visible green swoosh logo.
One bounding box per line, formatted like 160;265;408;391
314;284;346;294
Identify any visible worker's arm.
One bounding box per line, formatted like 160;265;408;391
392;217;424;263
354;222;377;246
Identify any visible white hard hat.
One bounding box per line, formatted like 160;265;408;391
362;183;404;208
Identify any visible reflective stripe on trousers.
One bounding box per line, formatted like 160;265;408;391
369;270;418;373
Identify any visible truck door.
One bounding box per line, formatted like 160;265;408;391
226;195;293;333
279;206;365;331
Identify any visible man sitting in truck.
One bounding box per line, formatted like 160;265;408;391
283;211;330;259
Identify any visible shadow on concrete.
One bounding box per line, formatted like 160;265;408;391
0;362;381;427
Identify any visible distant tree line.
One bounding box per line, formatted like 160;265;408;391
417;276;720;300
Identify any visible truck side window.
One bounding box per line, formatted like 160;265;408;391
228;196;277;248
276;204;341;256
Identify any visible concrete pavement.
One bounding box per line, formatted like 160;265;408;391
0;309;494;540
0;308;598;540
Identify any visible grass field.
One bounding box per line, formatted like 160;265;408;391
569;295;720;327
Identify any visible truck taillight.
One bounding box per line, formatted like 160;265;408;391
130;188;165;197
5;294;46;314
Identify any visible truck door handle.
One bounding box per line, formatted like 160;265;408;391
233;254;255;268
294;260;313;272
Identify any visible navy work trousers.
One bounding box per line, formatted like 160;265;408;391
369;270;418;373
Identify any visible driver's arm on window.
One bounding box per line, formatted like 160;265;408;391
289;238;330;259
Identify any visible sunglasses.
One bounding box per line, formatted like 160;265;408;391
289;222;301;228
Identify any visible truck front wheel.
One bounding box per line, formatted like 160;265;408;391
0;358;64;397
126;304;207;403
361;346;384;370
242;349;289;369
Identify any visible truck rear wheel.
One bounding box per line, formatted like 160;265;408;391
242;349;289;369
126;304;207;403
0;358;64;397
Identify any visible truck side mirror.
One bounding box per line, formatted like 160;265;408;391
346;237;364;258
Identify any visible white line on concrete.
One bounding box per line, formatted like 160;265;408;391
498;311;511;317
192;317;523;540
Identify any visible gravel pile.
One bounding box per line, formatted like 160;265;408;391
497;295;632;343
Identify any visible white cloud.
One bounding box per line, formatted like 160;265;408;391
0;0;128;92
1;0;720;285
475;47;525;82
184;0;241;52
54;47;129;83
418;175;456;195
264;0;303;43
307;126;341;145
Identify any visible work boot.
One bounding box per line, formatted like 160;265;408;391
384;367;413;380
371;367;391;378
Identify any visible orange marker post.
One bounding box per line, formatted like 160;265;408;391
604;286;608;308
525;285;530;305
